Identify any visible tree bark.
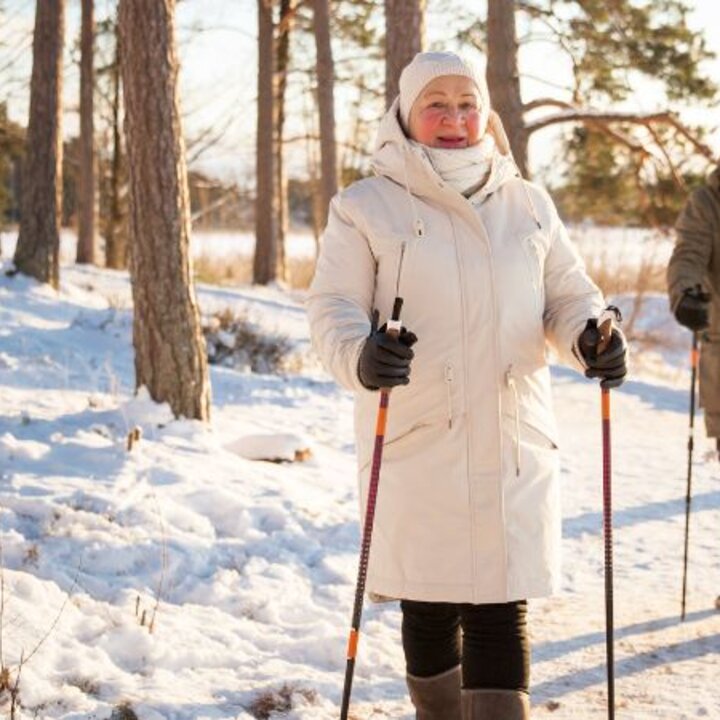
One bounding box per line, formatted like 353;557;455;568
118;0;210;421
385;0;425;109
312;0;337;230
105;17;128;270
275;0;292;282
486;0;529;177
254;0;278;285
13;0;65;288
76;0;96;264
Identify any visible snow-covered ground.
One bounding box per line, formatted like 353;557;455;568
0;232;718;719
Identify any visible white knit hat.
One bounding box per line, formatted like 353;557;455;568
398;51;490;135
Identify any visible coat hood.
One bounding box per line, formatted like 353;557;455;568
370;97;520;205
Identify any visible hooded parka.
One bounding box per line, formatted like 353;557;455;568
668;167;720;439
307;100;605;604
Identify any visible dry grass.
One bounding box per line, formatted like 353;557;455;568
578;237;669;340
193;253;316;289
246;683;318;719
581;248;667;297
203;307;294;374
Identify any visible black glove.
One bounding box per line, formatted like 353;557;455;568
357;310;418;390
577;318;628;389
675;286;710;331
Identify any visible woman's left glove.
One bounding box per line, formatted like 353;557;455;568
576;319;628;389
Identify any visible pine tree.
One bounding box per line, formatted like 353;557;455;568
118;0;210;421
12;0;65;287
478;0;716;187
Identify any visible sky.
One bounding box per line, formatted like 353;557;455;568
0;0;718;185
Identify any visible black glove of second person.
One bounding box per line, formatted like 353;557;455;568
675;286;711;331
577;318;628;389
358;310;418;390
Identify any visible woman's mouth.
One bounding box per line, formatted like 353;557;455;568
436;136;467;148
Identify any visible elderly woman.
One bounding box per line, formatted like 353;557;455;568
307;52;627;720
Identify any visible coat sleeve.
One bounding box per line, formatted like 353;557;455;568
667;187;715;312
306;193;377;393
539;189;605;372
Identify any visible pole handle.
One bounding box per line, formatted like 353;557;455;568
596;306;621;355
385;297;404;339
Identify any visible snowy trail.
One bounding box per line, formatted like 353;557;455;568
0;262;718;719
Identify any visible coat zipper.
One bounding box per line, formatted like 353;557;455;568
444;362;454;429
505;365;521;477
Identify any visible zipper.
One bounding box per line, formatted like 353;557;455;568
444;362;454;429
505;365;521;477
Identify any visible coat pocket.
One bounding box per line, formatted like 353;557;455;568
358;419;438;475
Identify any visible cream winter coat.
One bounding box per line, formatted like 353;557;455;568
307;100;605;604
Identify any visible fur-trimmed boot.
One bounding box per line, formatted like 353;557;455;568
461;689;530;719
406;665;462;719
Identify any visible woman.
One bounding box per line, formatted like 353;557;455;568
307;52;627;719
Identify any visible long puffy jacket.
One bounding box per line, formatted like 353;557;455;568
307;100;605;604
668;166;720;438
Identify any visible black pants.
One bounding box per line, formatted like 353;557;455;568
401;599;530;692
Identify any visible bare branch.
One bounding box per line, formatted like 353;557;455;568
520;74;574;93
645;122;686;190
185;113;236;166
283;132;371;157
665;116;717;162
526;109;674;133
590;121;649;154
522;97;573;114
526;107;717;162
190;188;237;224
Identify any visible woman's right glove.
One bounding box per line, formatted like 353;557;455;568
675;286;710;331
357;309;418;390
577;318;628;389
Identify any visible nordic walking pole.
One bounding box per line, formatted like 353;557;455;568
597;314;616;720
681;330;699;621
340;296;404;720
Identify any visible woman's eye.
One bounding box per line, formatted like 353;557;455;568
460;103;477;110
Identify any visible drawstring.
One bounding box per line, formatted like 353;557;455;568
402;146;426;239
505;365;521;477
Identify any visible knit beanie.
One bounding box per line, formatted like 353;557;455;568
398;51;490;136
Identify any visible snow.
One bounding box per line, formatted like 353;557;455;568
0;230;718;719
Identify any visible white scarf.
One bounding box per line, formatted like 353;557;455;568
413;135;497;197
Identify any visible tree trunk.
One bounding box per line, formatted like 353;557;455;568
13;0;65;288
105;18;128;270
486;0;529;177
384;0;425;109
254;0;278;285
76;0;96;264
275;0;292;282
312;0;337;230
118;0;210;421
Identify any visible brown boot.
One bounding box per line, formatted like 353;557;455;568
461;689;530;719
407;665;462;719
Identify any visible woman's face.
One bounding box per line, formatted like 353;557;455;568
408;75;481;149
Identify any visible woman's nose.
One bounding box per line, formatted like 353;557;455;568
442;108;465;124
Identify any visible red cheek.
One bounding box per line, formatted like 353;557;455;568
414;111;444;142
466;112;480;142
